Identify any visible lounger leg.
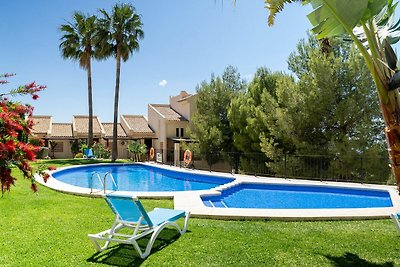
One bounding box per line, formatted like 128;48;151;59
88;218;122;252
141;224;167;259
181;211;190;234
139;217;190;259
89;236;102;252
103;221;123;250
132;240;146;259
391;213;400;232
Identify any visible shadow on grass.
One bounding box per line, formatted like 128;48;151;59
86;228;183;267
324;252;394;267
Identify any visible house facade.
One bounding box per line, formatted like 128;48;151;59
30;91;197;160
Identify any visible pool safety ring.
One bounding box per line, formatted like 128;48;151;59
149;147;155;160
184;149;192;166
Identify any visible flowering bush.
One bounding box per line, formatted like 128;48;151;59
48;165;57;171
0;73;46;193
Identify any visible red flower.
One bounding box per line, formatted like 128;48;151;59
25;82;35;89
5;140;15;153
48;166;57;171
32;94;39;100
30;183;38;192
43;173;50;183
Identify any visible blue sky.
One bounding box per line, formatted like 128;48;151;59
1;0;311;122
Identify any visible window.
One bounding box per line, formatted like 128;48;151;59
53;142;63;152
180;128;184;137
176;128;179;137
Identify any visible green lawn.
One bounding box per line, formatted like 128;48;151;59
0;159;399;266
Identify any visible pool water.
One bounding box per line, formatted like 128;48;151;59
202;183;393;209
52;164;233;192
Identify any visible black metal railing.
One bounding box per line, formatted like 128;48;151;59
148;149;393;185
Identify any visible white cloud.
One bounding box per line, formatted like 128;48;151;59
158;79;168;87
247;74;253;79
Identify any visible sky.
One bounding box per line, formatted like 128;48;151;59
0;0;312;123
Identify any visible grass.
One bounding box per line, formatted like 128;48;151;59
0;159;399;266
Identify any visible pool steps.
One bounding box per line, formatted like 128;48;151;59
203;186;244;208
90;171;118;194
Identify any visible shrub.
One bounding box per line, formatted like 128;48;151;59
74;153;84;158
0;73;46;193
36;147;49;159
92;142;110;159
28;137;43;146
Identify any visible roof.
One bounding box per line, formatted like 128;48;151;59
177;93;196;102
121;115;154;133
51;123;73;138
31;116;52;134
72;115;104;134
150;104;187;121
102;123;128;138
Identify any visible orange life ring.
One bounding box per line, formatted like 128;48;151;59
149;147;155;159
183;149;192;166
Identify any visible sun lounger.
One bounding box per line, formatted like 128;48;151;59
88;194;190;259
391;213;400;233
83;148;94;159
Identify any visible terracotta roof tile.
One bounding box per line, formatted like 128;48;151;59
31;116;51;134
150;105;187;121
51;123;73;138
122;115;154;133
102;123;127;138
73;116;103;134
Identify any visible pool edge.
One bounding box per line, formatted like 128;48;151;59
35;162;400;221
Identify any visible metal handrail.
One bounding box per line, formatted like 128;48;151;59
103;172;118;194
90;172;103;194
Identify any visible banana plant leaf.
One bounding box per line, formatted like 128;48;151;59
306;0;387;39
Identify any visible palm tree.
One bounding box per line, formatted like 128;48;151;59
97;3;144;161
265;0;400;192
59;12;97;148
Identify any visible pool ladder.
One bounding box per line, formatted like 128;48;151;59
90;172;118;194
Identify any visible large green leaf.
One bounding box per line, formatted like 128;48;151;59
353;1;400;50
362;0;388;21
307;0;369;39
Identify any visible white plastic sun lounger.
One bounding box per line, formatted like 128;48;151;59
391;213;400;233
88;194;190;259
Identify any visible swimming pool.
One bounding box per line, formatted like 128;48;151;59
202;183;393;209
51;164;233;192
42;163;399;220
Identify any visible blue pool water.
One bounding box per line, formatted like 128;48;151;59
52;164;233;192
202;183;393;209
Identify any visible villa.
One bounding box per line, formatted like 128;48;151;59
31;91;197;160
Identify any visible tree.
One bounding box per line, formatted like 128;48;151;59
265;0;400;191
228;67;288;154
97;3;144;161
190;66;245;167
259;36;387;182
60;12;98;148
0;73;46;193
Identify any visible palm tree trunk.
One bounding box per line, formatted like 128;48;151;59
112;48;121;161
381;93;400;191
87;58;94;148
373;71;400;191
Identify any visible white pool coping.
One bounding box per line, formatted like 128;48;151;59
36;162;400;221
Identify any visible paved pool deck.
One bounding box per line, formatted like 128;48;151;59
35;162;400;221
